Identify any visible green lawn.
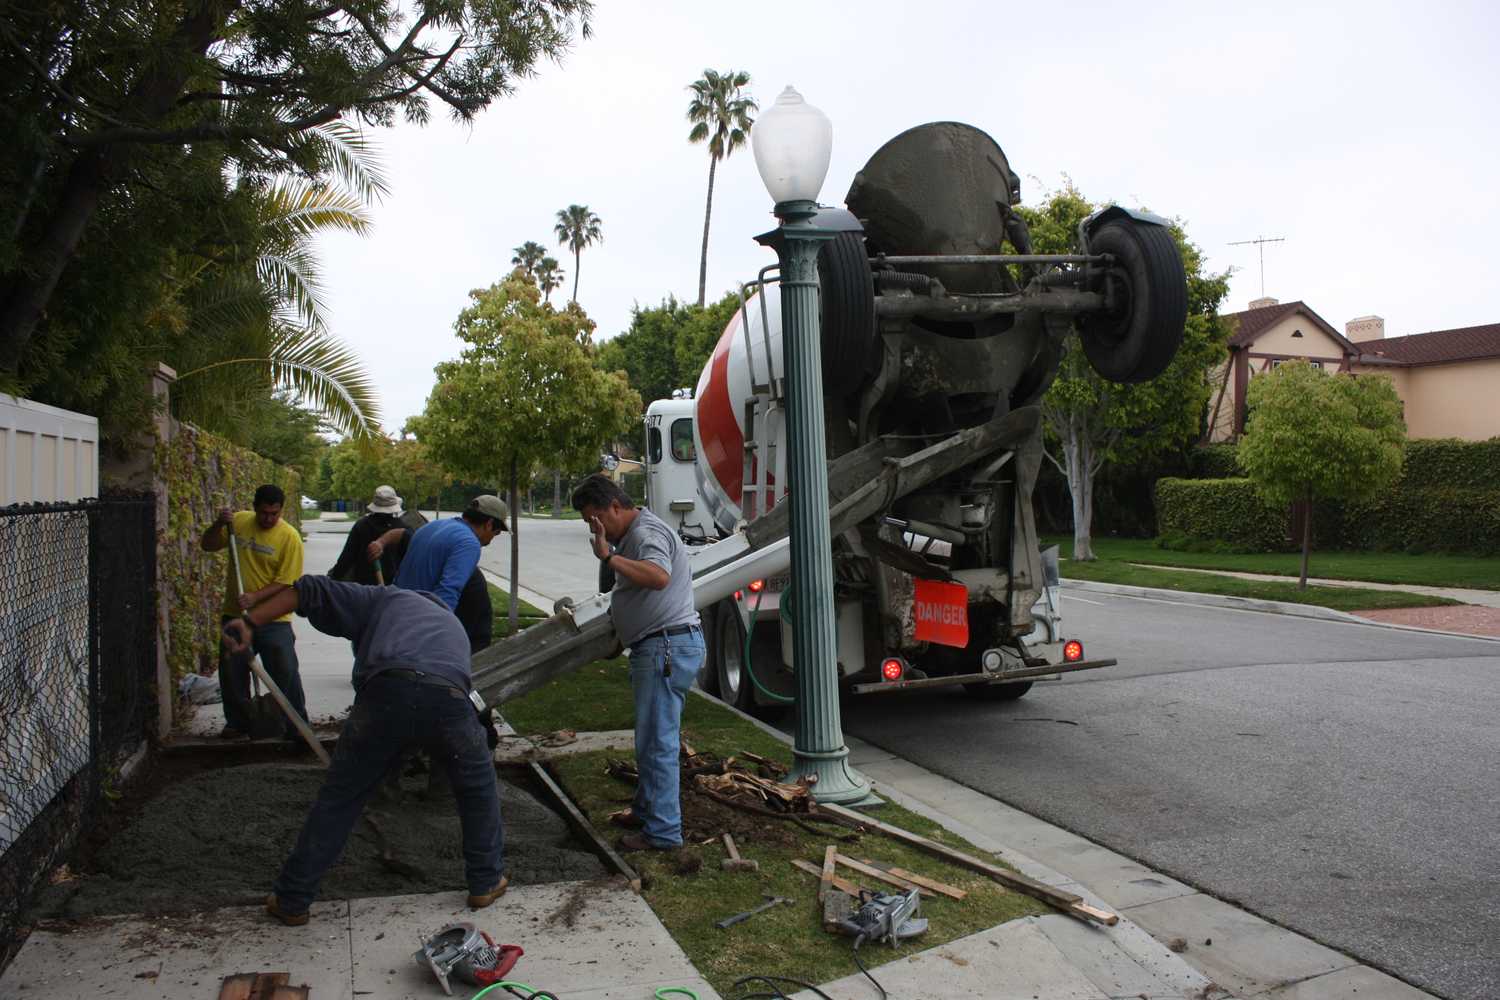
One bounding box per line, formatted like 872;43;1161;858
514;665;1047;996
485;583;548;640
300;508;321;521
520;507;583;520
1047;536;1499;592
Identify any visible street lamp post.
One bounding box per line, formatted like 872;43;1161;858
751;87;872;805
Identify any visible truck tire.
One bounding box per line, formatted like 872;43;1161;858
696;610;721;696
713;601;753;709
1078;220;1186;384
818;230;877;396
963;680;1033;701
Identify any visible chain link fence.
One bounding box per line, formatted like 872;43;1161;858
0;493;155;962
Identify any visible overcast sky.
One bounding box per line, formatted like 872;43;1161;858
314;0;1500;432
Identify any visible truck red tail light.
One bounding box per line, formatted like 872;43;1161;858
1063;640;1084;662
881;657;905;682
748;579;765;593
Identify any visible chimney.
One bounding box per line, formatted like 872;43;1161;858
1248;296;1279;310
1346;315;1385;342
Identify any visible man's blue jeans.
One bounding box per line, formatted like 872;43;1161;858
219;617;306;737
273;674;505;913
628;628;706;848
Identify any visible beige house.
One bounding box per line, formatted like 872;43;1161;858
1206;298;1500;441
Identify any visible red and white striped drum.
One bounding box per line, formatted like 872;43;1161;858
692;283;786;535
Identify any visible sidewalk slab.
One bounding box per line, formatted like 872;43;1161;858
350;883;720;999
1;901;352;999
1261;965;1435;1000
1122;892;1354;997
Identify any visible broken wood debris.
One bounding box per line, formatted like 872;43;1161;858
218;973;308;1000
792;858;865;898
832;853;936;898
860;858;967;900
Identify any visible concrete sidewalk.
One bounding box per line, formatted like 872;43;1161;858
1124;562;1500;608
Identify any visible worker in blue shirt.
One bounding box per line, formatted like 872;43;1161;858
223;575;508;926
374;495;508;610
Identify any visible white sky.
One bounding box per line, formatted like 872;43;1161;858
315;0;1500;432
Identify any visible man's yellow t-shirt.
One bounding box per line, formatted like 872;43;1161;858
222;510;303;621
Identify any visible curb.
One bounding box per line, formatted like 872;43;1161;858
1061;578;1500;643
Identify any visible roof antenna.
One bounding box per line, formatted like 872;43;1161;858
1228;236;1285;298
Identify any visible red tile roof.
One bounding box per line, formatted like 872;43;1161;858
1357;323;1500;366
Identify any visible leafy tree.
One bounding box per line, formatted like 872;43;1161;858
418;274;638;627
1238;361;1405;587
327;436;394;505
242;392;329;477
536;256;564;305
1024;183;1231;560
554;204;602;304
0;0;595;375
384;437;450;517
511;241;547;278
686;69;757;307
596;292;741;406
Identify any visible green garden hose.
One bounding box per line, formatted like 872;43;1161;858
741;585;793;704
654;988;700;999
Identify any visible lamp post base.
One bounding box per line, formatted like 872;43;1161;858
793;744;880;806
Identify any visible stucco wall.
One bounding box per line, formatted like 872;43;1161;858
1249;313;1347;361
1390;358;1500;440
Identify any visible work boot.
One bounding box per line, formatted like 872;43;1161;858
618;832;677;853
467;875;509;909
265;894;309;927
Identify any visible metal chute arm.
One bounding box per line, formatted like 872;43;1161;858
469;405;1040;707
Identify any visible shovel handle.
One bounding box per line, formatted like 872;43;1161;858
245;655;330;766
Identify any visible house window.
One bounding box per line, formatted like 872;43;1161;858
1270;359;1282;369
1310;361;1324;370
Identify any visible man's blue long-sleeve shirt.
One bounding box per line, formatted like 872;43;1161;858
293;576;471;691
392;517;481;611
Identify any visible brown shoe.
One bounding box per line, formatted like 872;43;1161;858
467;874;509;909
618;832;678;853
608;809;643;830
265;894;309;926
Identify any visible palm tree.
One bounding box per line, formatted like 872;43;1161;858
511;240;547;279
536;256;565;304
554;204;602;304
687;69;757;307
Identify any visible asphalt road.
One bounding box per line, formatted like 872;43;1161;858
840;591;1500;1000
490;521;1499;999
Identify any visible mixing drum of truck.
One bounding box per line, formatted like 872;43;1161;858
468;119;1186;711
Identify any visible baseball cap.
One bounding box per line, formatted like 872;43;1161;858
467;494;510;530
367;485;404;515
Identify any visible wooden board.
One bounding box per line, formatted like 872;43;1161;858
819;844;837;903
864;859;967;900
792;858;865;898
832;853;934;898
218;975;255;1000
822;888;855;934
817;802;1118;926
532;762;642;892
267;988;309;1000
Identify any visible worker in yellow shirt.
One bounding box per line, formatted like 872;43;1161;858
201;484;306;740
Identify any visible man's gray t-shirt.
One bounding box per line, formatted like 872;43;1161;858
610;507;700;646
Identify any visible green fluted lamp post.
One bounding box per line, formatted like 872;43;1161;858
751;86;873;805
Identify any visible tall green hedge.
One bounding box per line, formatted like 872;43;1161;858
1154;478;1289;552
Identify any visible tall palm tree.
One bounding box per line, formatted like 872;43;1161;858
553;204;602;304
687;69;757;307
536;256;564;304
511;240;547;278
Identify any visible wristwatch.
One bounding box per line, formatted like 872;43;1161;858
601;552;615;567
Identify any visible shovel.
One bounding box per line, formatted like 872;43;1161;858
224;514;330;765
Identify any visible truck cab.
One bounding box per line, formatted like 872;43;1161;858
643;398;714;545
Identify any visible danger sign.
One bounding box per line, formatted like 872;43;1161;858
912;579;969;648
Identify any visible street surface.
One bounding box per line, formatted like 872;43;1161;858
505;522;1499;1000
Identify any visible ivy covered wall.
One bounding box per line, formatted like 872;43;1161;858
156;420;300;681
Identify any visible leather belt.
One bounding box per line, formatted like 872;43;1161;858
378;667;465;692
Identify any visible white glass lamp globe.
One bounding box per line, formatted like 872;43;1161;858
751;86;833;206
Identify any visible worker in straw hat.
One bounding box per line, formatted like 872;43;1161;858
330;485;406;586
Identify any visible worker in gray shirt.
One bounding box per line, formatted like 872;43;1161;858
570;473;703;852
222;575;508;925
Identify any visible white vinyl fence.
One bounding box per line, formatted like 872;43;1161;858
1;395;99;506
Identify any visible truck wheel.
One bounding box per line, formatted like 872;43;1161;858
818;231;877;396
714;602;753;709
963;680;1033;701
696;611;721;696
1078;220;1186;384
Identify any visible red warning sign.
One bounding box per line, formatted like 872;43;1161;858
912;579;969;648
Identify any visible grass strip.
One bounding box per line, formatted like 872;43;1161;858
485;583;548;640
1059;558;1459;611
1046;536;1499;591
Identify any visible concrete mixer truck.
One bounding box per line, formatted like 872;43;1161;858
469;120;1186;711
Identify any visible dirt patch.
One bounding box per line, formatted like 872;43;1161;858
29;761;605;921
1354;604;1500;637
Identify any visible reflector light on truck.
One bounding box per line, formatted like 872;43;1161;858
1064;640;1084;662
881;658;905;681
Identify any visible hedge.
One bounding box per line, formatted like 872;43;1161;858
1154;478;1289;553
1187;443;1240;479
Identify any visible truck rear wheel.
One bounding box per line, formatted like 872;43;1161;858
713;602;753;709
1078;219;1187;384
963;680;1033;701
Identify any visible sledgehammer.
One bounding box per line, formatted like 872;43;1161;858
721;834;758;873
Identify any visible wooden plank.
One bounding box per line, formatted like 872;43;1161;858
218;974;256;1000
792;858;865;897
817;802;1117;926
832;853;934;898
819;844;837;903
822;888;855;934
883;864;967;901
266;988;309;1000
249;973;289;998
532;762;642;892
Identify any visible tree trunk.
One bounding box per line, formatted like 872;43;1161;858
553;469;561;517
697;156;717;308
571;249;580;304
1299;494;1312;590
1062;419;1096;561
508;457;521;632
